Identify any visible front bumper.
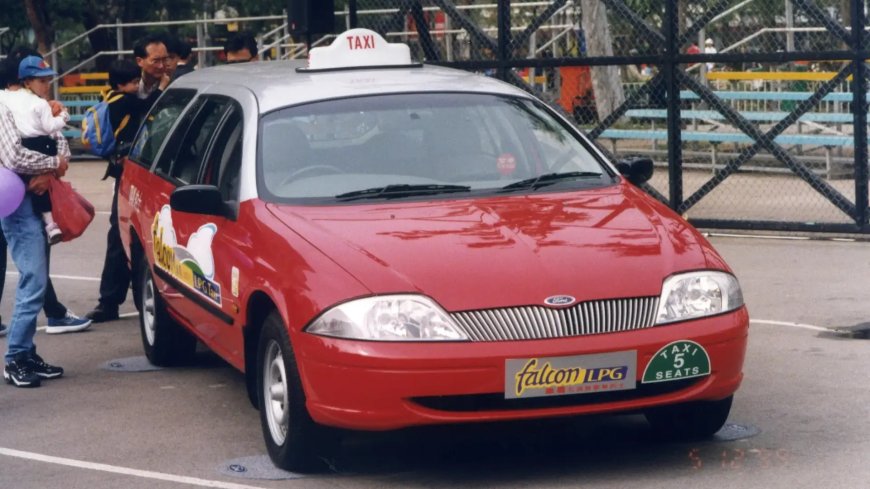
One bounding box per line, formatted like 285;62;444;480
294;307;748;430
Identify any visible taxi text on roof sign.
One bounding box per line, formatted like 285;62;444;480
307;28;413;70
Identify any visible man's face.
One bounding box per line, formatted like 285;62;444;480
164;53;180;75
226;48;256;64
136;42;168;80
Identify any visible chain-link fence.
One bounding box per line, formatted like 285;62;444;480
41;1;869;233
337;0;870;233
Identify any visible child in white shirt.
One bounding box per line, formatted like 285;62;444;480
4;56;70;244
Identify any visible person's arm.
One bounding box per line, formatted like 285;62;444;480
35;99;69;135
0;108;59;175
141;87;163;110
53;130;70;159
48;100;65;117
136;73;170;112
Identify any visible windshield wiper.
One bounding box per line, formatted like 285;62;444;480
499;171;604;192
335;184;471;202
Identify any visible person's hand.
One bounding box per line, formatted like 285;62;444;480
49;100;65;117
28;174;53;195
158;73;171;90
55;155;69;178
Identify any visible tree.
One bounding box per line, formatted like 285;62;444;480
0;2;31;55
580;0;625;120
22;0;54;54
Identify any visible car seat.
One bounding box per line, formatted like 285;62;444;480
261;121;311;193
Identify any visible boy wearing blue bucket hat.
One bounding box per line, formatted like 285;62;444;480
2;55;70;245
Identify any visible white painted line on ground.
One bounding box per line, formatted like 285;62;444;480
0;447;268;489
750;318;833;332
5;271;100;282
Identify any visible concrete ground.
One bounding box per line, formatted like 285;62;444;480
0;161;867;489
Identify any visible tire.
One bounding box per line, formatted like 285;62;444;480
644;396;733;440
257;311;336;472
138;259;197;366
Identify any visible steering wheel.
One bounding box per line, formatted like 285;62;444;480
281;164;344;185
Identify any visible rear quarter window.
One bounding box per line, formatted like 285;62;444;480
129;89;197;169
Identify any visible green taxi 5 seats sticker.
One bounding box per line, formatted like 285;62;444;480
642;340;710;383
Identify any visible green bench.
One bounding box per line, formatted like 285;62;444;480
597;90;860;177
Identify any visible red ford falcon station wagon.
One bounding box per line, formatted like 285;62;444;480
118;29;748;472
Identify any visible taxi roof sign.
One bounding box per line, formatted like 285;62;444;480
305;29;414;71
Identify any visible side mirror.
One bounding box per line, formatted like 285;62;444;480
170;185;225;216
615;156;654;186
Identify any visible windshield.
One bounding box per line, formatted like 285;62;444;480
258;93;615;203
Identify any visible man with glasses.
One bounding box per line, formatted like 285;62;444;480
223;31;259;64
86;34;168;324
134;34;171;99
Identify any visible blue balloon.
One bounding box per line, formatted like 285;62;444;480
0;167;24;218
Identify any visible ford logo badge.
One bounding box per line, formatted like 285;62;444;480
544;295;576;307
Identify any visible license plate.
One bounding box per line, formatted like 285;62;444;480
505;351;637;399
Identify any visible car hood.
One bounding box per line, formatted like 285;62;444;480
266;185;714;312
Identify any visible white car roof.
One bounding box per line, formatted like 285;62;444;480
169;59;533;113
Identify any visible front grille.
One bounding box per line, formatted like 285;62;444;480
450;297;659;341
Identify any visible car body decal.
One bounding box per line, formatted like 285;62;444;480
152;205;222;306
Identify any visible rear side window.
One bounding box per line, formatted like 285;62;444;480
201;106;243;202
129;89;196;168
163;97;232;185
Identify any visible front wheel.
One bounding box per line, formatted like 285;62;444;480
138;259;197;366
257;311;336;472
644;396;733;440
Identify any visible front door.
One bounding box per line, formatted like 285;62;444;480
149;95;247;363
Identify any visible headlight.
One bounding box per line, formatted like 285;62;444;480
306;295;469;341
655;271;743;325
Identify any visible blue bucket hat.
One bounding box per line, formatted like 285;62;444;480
18;55;57;79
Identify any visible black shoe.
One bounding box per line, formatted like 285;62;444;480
85;304;120;323
27;353;64;379
4;357;42;388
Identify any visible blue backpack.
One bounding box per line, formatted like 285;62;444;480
80;93;129;158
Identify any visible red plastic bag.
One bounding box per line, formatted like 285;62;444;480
48;178;95;242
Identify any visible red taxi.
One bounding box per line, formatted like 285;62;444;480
118;29;748;471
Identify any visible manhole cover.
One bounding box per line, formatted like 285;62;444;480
829;323;870;339
218;456;306;480
102;356;163;372
712;422;761;442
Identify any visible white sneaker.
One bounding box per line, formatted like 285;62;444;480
45;311;92;334
46;222;63;245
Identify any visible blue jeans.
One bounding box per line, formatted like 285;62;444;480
1;194;47;363
1;224;66;321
